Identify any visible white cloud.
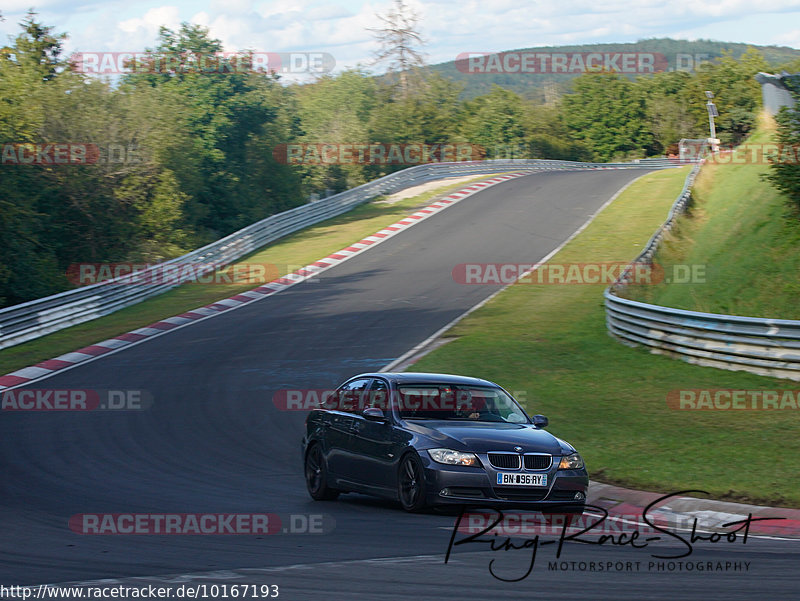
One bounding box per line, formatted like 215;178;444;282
774;29;800;48
1;0;107;11
2;0;798;77
209;0;253;14
118;6;182;36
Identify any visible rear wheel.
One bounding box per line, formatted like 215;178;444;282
398;453;427;512
305;444;339;501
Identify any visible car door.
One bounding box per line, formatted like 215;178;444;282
325;377;372;485
347;377;402;494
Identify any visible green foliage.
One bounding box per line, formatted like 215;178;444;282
640;70;700;153
556;47;770;159
460;85;528;157
768;100;800;214
294;69;377;193
0;18;781;308
367;72;466;174
627;126;800;317
680;48;768;145
120;23;304;240
561;72;655;161
0;17;306;306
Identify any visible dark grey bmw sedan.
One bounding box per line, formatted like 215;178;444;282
302;372;588;512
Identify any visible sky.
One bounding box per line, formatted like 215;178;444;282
2;0;800;80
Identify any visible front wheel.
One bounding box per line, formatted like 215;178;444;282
305;444;339;501
398;453;427;512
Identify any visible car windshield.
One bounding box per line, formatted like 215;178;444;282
394;384;529;423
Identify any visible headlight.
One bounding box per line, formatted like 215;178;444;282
558;453;585;470
427;448;481;467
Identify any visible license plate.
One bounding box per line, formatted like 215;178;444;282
496;472;547;486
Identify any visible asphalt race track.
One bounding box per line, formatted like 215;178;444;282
1;169;797;599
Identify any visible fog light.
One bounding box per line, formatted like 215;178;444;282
574;492;585;501
440;488;451;497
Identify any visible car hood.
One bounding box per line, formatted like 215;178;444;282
405;420;565;455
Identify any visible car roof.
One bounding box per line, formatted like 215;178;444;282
348;372;499;387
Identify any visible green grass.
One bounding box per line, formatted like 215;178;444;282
0;174;502;376
410;166;800;508
622;125;800;318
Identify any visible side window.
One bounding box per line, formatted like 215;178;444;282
365;379;390;412
337;378;372;413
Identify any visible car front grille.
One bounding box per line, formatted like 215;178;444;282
488;452;552;471
523;454;552;470
487;453;521;470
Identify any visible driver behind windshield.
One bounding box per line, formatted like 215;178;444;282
397;385;503;420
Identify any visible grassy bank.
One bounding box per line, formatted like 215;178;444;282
623;122;800;318
0;174;500;377
410;165;800;507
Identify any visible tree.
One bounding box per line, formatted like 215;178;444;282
524;102;591;161
293;69;377;193
767;77;800;215
682;48;768;145
121;23;303;241
8;10;66;82
0;16;305;306
561;72;655;162
369;0;426;99
0;12;72;304
367;73;466;177
639;70;699;154
460;86;528;158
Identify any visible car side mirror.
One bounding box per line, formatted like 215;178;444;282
532;414;548;428
363;407;387;422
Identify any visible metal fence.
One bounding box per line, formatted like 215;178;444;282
0;157;674;351
605;163;800;381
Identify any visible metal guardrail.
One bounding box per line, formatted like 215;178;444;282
0;157;673;351
605;162;800;381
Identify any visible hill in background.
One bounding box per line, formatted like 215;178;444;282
425;38;800;100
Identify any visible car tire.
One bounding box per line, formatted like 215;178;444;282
397;453;427;512
305;444;339;501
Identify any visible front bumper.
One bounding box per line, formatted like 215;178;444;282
420;452;588;511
